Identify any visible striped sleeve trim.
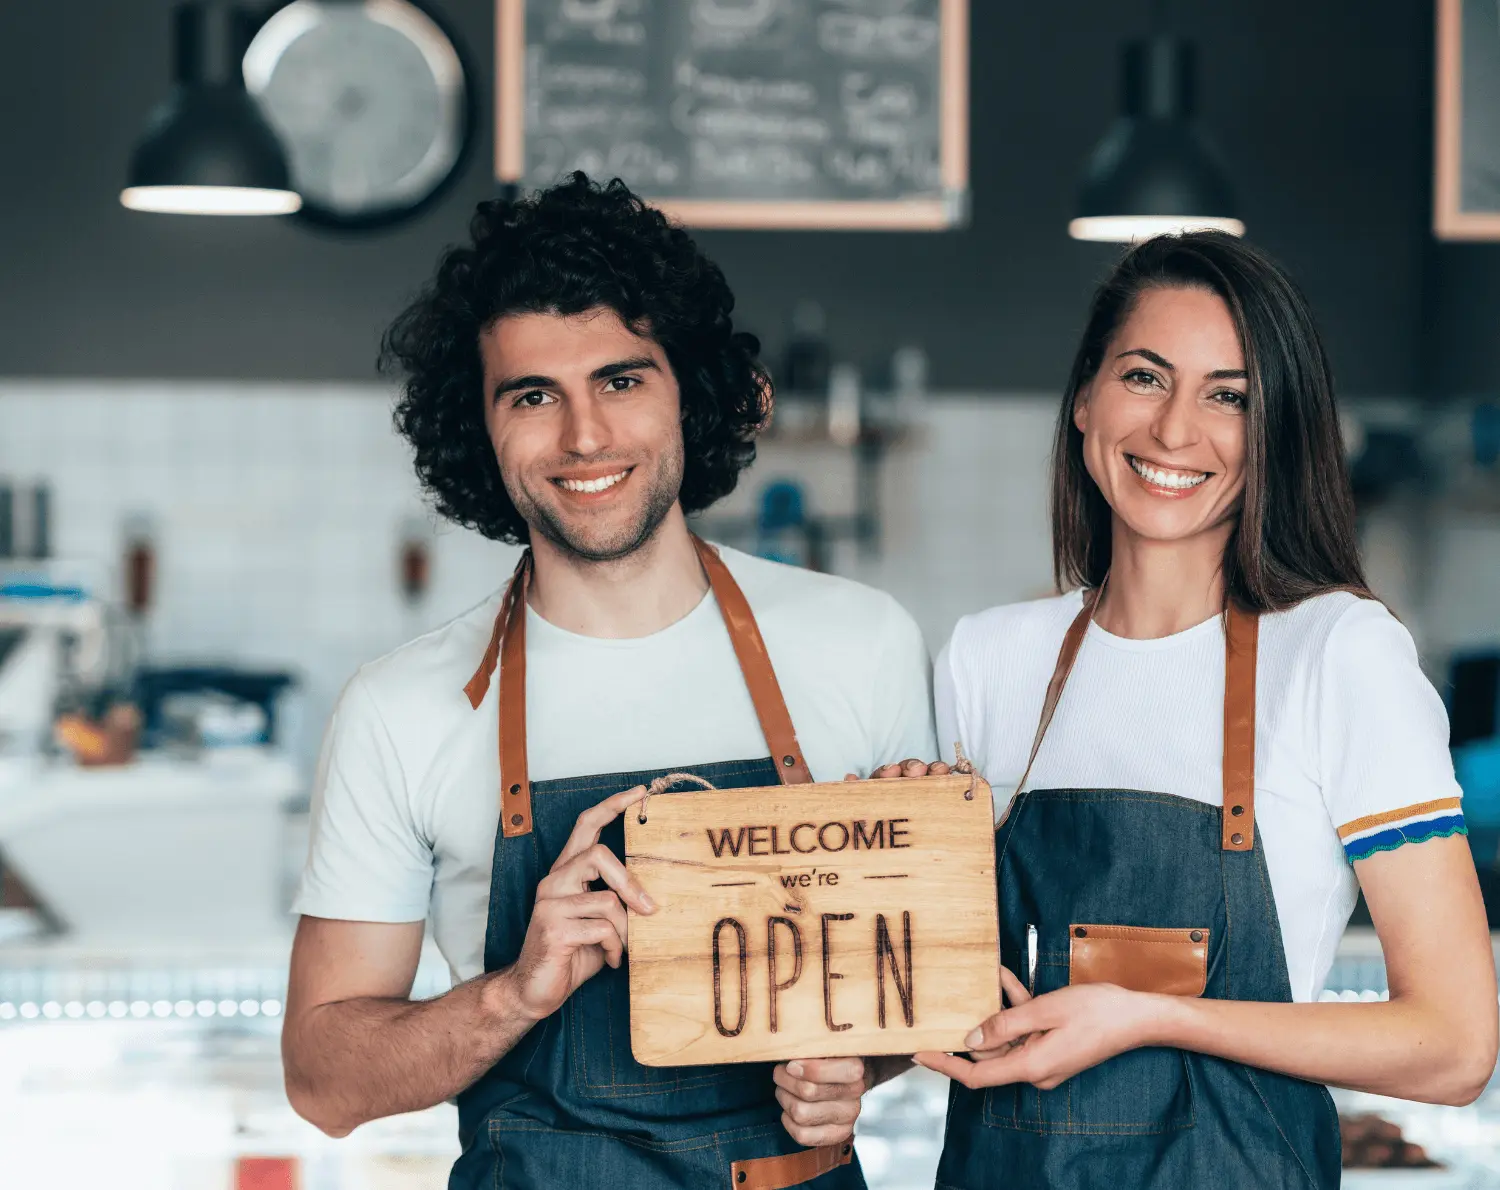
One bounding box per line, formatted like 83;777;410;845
1338;797;1466;863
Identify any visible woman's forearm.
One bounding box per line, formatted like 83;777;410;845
1149;993;1496;1107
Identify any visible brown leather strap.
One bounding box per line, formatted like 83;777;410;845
1221;603;1258;851
462;551;534;837
1020;588;1259;852
463;537;814;839
730;1141;853;1189
1009;586;1102;811
692;536;814;785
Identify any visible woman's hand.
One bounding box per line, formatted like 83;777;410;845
772;1057;867;1146
846;758;953;781
914;968;1165;1090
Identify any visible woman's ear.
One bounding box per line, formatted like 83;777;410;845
1072;384;1090;434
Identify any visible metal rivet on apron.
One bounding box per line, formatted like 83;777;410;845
736;1173;747;1184
782;754;795;767
1231;832;1244;846
509;783;520;795
1073;926;1086;938
842;1143;852;1155
510;814;524;827
1190;930;1204;943
1231;804;1244;816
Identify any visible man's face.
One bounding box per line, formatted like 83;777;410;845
480;307;685;562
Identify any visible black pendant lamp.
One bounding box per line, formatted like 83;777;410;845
121;4;301;216
1069;35;1243;242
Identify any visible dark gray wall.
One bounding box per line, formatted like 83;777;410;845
0;0;1492;395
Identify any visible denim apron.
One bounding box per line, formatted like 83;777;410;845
937;592;1341;1190
450;537;864;1190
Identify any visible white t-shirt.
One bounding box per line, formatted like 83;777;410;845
935;590;1465;1003
294;546;938;983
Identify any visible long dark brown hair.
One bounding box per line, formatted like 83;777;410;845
1052;231;1371;611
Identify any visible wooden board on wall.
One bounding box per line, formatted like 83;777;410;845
1436;0;1500;239
624;773;999;1066
496;0;969;230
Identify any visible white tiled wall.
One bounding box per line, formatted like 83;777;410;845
0;381;1495;777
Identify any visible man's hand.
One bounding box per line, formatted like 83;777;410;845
772;1057;867;1146
502;786;658;1022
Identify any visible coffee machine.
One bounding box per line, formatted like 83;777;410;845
0;562;120;758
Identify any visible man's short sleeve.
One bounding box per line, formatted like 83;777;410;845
292;673;434;923
1319;600;1466;865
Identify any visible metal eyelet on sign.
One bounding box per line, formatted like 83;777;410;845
1190;930;1204;943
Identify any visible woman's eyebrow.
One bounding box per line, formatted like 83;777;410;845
1116;348;1173;370
1205;368;1248;381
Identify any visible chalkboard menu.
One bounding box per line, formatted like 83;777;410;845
1436;0;1500;239
495;0;969;229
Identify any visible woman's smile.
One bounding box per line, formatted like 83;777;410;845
1125;453;1212;495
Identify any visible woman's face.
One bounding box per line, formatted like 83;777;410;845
1074;285;1249;549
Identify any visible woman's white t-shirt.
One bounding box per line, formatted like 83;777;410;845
935;590;1465;1003
293;546;938;984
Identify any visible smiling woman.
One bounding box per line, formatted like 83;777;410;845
920;233;1497;1190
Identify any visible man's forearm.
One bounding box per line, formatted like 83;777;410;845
283;967;536;1136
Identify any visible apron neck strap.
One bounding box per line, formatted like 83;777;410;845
464;536;813;839
1016;586;1260;853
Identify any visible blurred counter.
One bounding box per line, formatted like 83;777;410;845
0;750;301;948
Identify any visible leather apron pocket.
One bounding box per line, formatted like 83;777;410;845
981;926;1206;1135
1068;924;1209;996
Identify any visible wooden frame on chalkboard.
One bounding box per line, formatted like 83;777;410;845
495;0;970;230
1435;0;1500;239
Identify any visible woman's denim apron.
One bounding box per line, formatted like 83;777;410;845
450;539;865;1190
937;594;1341;1190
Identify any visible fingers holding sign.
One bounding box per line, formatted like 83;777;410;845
846;758;954;781
507;786;659;1023
914;972;1161;1092
772;1057;867;1146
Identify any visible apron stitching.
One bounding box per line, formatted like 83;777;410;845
1242;1065;1320;1188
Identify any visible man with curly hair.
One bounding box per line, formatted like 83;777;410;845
280;174;936;1189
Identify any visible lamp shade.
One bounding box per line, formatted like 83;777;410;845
1070;37;1242;242
121;5;300;216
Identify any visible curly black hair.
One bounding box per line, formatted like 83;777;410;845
382;172;771;544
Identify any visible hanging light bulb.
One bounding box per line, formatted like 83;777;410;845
1069;36;1243;243
121;4;301;216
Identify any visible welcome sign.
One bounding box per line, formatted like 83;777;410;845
625;774;1000;1066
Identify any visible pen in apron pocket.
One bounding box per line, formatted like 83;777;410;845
1026;923;1038;994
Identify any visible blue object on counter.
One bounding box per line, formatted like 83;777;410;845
0;579;86;601
754;480;808;567
1455;738;1500;828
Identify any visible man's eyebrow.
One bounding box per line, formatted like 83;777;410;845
590;356;660;382
1116;348;1174;370
492;373;556;399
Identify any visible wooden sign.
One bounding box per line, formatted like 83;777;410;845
625;773;999;1066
